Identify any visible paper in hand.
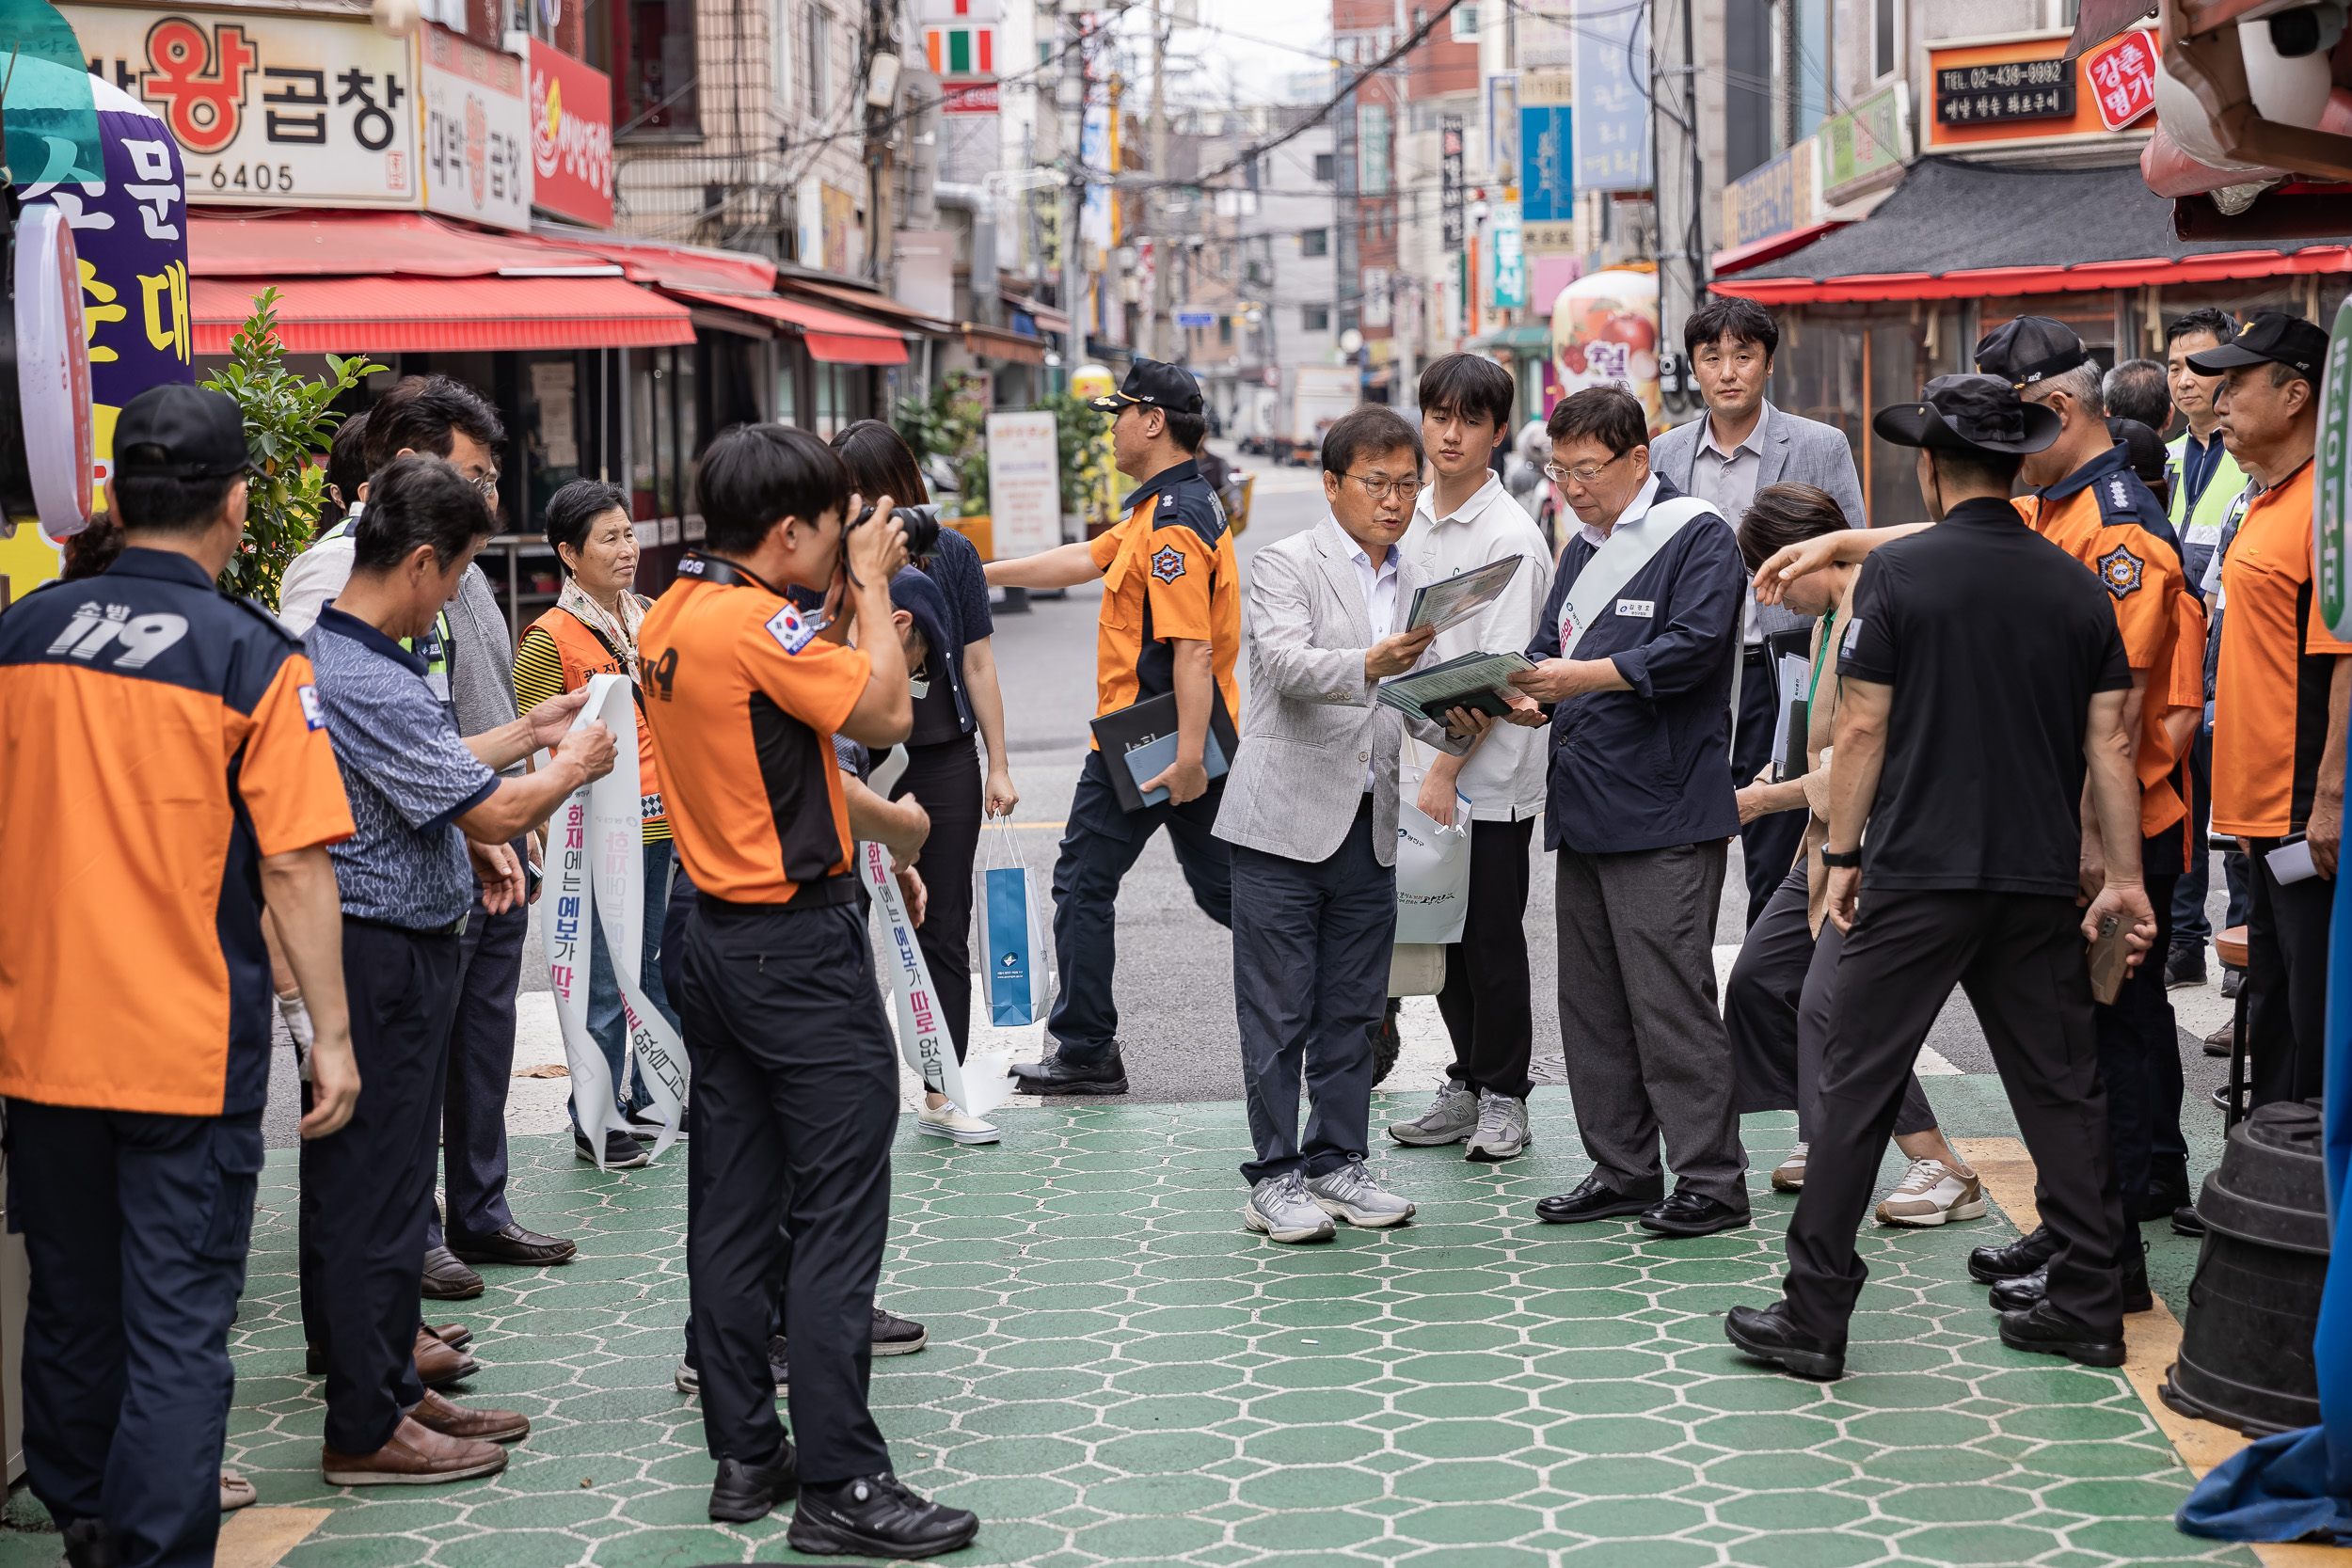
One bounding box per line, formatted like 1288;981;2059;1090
1406;556;1523;637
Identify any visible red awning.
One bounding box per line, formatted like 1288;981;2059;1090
532;229;779;295
189;212;622;278
1710;220;1851;277
667;289;910;365
193;276;696;354
1709;245;2352;304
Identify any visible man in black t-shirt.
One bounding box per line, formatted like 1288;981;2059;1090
1725;375;2156;1381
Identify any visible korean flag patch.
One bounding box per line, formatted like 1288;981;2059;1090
1150;544;1187;584
766;602;819;655
297;682;327;731
2095;545;2144;600
1840;617;1865;656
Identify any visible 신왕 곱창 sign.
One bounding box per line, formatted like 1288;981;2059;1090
66;4;420;207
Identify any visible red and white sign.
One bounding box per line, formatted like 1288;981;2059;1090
941;80;1000;114
2084;29;2158;133
422;24;529;230
527;40;613;228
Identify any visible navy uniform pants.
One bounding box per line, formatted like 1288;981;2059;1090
2095;860;2182;1220
301;920;463;1454
427;884;526;1248
1046;749;1233;1065
1734;648;1807;927
9;1102;262;1568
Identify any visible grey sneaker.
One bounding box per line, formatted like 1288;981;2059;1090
1463;1090;1531;1163
1244;1171;1336;1243
1306;1157;1416;1227
1389;1082;1480;1147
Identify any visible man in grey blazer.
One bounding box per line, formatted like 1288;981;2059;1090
1649;298;1867;923
1215;407;1502;1243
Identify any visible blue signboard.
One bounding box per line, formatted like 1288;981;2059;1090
1175;309;1215;329
1573;0;1651;192
1520;103;1573;225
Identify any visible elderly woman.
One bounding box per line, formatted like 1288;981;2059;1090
512;480;677;1168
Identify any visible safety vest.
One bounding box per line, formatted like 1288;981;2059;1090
2166;433;2249;565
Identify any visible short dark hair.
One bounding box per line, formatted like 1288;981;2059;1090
317;409;370;536
1929;446;2025;495
543;480;631;575
2166;308;2238;350
59;510;123;580
1546;386;1649;458
111;472;236;536
832;420;931;506
1418;353;1515;429
1683;297;1780;361
1735;483;1851;575
353;455;495;572
1322;405;1422;476
2103;358;2170;430
362;374;505;470
696;423;852;556
1162;406;1208;453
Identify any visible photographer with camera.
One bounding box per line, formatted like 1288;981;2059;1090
639;424;978;1556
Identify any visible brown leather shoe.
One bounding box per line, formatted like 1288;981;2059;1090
409;1388;529;1443
427;1323;473;1352
321;1416;507;1485
421;1245;485;1300
414;1325;480;1388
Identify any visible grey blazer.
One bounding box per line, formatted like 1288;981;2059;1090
1214;518;1460;866
1649;399;1867;639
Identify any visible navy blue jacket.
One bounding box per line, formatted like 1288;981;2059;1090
2033;440;2183;565
1525;474;1743;854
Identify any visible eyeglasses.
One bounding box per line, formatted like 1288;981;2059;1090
469;471;501;502
1343;473;1423;502
1545;451;1625;486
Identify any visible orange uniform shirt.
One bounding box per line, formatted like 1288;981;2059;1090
514;604;669;841
637;560;870;904
2214;459;2352;838
1087;458;1242;738
0;548;354;1116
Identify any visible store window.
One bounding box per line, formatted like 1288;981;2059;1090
1767;301;1963;529
617;0;698;135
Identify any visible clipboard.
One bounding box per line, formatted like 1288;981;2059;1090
1089;689;1244;813
1405;556;1523;636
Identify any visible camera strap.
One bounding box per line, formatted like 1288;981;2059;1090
676;550;781;593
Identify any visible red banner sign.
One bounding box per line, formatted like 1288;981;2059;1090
527;40;613;228
2083;29;2157;133
941;80;999;115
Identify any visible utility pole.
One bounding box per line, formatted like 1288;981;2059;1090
1061;7;1088;368
1146;0;1170;360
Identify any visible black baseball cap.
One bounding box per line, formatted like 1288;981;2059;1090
1873;374;2060;457
112;384;254;480
1088;357;1205;416
2185;310;2329;384
1975;316;2097;389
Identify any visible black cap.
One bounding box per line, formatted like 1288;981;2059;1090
112;384;254;481
1088;357;1206;416
1975;316;2096;389
2185;310;2329;383
2107;416;2169;488
1873;374;2061;457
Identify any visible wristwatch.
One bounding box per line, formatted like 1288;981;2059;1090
1820;847;1862;868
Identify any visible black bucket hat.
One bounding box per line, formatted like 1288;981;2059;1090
1872;374;2060;457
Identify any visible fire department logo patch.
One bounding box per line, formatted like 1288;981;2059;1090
1150;545;1186;584
2096;544;2145;599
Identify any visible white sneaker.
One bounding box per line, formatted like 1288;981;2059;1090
1306;1157;1416;1227
917;1101;1000;1145
1245;1171;1336;1243
1390;1082;1480;1146
1463;1090;1531;1163
1772;1144;1808;1192
1874;1159;1986;1227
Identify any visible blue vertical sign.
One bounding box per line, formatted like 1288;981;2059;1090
1520;101;1573;225
1573;0;1652;191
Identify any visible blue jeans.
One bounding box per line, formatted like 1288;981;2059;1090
576;838;680;1128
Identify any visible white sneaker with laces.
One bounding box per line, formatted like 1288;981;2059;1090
917;1100;1000;1145
1389;1082;1480;1147
1772;1143;1809;1192
1463;1090;1531;1163
1306;1157;1416;1227
1245;1171;1336;1243
1874;1158;1986;1227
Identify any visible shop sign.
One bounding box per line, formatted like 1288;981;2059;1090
1934;54;2074;126
2317;295;2352;639
986;411;1060;558
1440;114;1464;247
527;41;613;229
1820;82;1908;196
941;80;999;113
1571;0;1649;192
66;5;419;207
924;25;993;75
1722;138;1819;250
421;25;528;230
1489;201;1524;309
2083;29;2158;132
1519;70;1573;252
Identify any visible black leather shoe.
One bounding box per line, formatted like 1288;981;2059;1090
421;1245;485;1300
1989;1244;2151;1314
708;1445;797;1523
2140;1162;2193;1224
1010;1052;1128;1096
2173;1205;2208;1238
1534;1172;1662;1225
1967;1223;2058;1284
788;1472;981;1560
60;1519;118;1568
1724;1302;1845;1380
1999;1299;2125;1367
448;1223;579;1267
1640;1190;1750;1238
2164;944;2207;989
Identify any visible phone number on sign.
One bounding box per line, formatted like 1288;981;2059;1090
202;162;297;194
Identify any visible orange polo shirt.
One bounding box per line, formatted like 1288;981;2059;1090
1088;459;1243;738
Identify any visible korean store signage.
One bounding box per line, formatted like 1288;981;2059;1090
66;5;419;207
2082;29;2158;133
1934;53;2075;126
1820;82;1909;196
1723;138;1819;249
527;40;613;228
422;24;527;230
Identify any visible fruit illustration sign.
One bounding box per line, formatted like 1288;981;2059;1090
64;5;419;208
1549;268;1661;429
421;23;528;230
526;40;612;229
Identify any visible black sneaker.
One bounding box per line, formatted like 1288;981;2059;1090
1009;1051;1128;1096
624;1111;683;1141
1999;1299;2125;1367
2164;944;2208;989
574;1128;651;1169
2221;965;2245;999
708;1445;796;1523
871;1305;930;1355
787;1472;980;1560
1724;1301;1845;1381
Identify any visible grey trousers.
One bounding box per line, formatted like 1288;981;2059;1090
1554;840;1749;1206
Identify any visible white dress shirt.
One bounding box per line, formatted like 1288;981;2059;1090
1689;415;1770;643
1343;530;1401;793
277;505;361;636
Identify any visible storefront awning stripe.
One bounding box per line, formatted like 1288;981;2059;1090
666;287;904;341
190;212;620;279
1711;247;2352;304
805;332;911;366
192;277;697;355
1710;220;1852;277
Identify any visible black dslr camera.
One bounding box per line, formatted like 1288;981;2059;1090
848;499;945;561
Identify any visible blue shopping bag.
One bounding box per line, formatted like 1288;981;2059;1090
976;816;1053;1027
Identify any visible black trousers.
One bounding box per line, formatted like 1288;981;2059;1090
2170;728;2214;947
1734;650;1808;927
300;921;463;1454
2246;834;2334;1106
428;888;525;1247
890;736;984;1061
1724;863;1934;1141
1783;888;2124;1343
1047;748;1232;1064
679;894;896;1484
9;1103;261;1568
1437;816;1537;1100
2096;865;2181;1218
1231;797;1392;1186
